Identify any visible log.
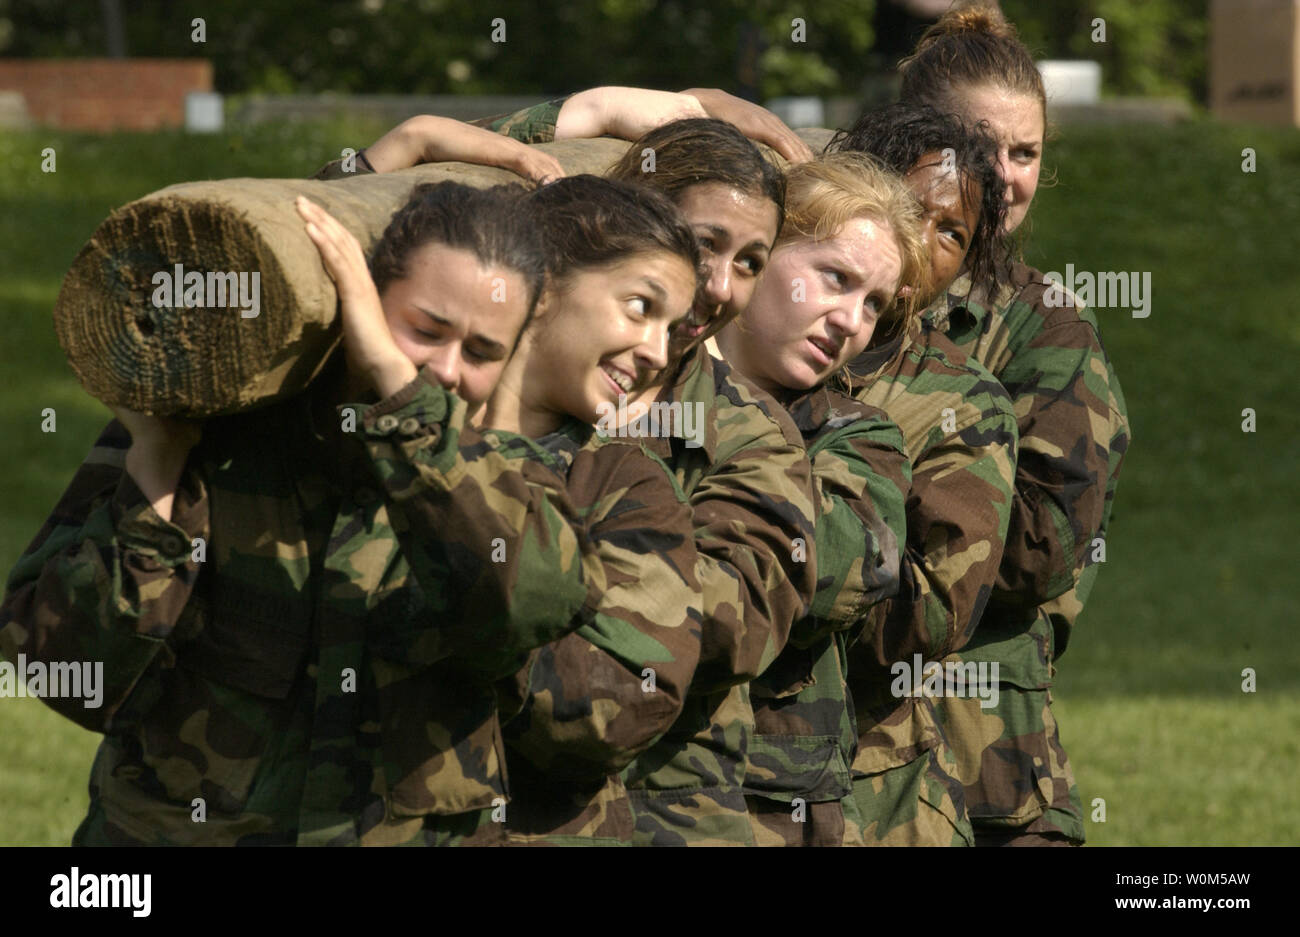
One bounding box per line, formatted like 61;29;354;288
53;137;631;416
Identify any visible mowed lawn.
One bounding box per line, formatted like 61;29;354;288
0;117;1297;846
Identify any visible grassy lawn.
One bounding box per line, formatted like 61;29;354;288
0;116;1296;845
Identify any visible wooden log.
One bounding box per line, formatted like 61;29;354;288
53;137;630;416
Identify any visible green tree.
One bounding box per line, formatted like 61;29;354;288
1000;0;1207;103
0;0;877;99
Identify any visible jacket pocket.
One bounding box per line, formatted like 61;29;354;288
374;658;509;817
742;733;853;803
131;661;284;817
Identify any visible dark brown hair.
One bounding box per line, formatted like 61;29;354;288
898;0;1046;124
606;118;786;231
522;174;703;293
827;102;1008;293
369;181;546;314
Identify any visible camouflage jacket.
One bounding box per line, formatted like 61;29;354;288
0;355;659;845
743;385;910;846
835;318;1018;781
472;96;571;144
926;265;1130;666
616;346;820;845
487;421;704;845
922;264;1129;838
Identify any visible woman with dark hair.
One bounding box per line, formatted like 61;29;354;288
827;102;1006;303
603;117;787;352
292;175;711;846
473;115;822;845
892;0;1131;847
1;180;629;845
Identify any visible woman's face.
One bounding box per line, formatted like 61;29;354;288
952;85;1043;235
719;216;903;396
904;150;981;303
380;242;531;407
672;182;781;351
527;250;698;423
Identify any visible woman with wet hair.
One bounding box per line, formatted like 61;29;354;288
893;0;1131;847
827;101;1006;306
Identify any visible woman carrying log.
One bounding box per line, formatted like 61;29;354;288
0;176;696;846
698;151;923;846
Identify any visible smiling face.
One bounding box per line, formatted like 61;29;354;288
717;216;903;396
379;242;530;407
525;250;699;424
951;85;1043;235
904;150;982;303
670;182;781;353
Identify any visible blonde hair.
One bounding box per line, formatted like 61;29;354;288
777;151;930;339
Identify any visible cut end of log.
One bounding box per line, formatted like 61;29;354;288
53;191;333;417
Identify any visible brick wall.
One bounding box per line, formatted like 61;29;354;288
0;59;213;131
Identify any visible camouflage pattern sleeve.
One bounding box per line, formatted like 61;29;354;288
678;357;819;691
310;149;377;181
792;392;910;643
504;436;703;784
968;268;1116;607
470;96;571;143
349;369;594;680
0;420;207;732
848;334;1020;666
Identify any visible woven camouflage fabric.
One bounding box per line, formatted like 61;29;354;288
837;317;1019;845
1;355;664;845
743;385;910;846
922;263;1130;842
614;346;820;845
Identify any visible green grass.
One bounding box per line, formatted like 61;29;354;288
1;117;1297;845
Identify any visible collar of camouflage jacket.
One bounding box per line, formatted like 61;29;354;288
842;316;917;393
922;271;981;335
638;345;723;461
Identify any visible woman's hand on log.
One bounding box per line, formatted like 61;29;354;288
680;88;814;163
557;87;708;142
109;407;201;523
295;196;418;399
366;115;565;184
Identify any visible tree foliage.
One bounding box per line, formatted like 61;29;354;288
1000;0;1207;103
0;0;878;98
